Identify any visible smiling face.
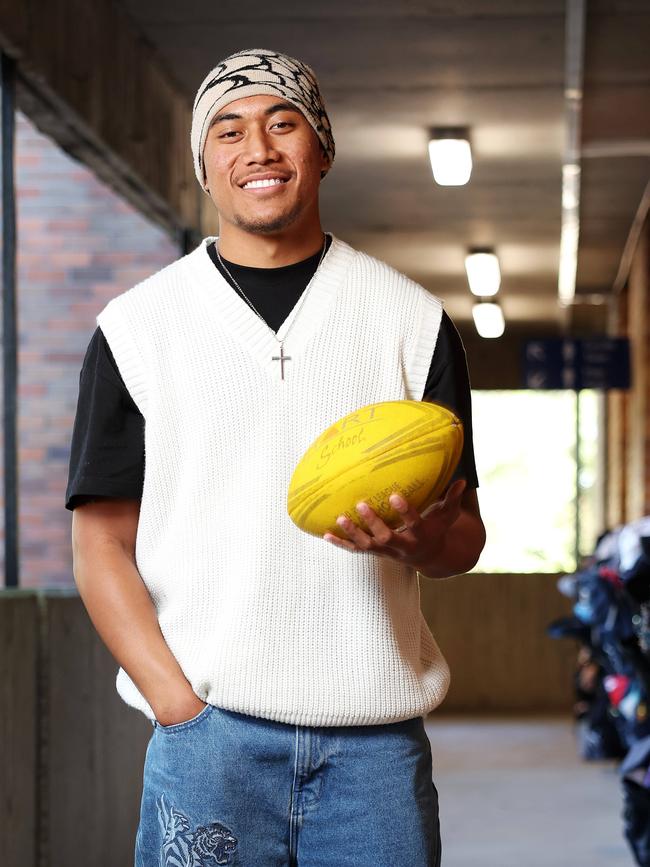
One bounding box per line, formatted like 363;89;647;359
202;94;330;238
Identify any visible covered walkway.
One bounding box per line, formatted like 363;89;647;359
427;716;631;866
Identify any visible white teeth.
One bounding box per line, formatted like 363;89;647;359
242;178;286;189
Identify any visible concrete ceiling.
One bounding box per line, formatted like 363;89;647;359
118;0;649;331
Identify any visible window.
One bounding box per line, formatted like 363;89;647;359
471;390;601;573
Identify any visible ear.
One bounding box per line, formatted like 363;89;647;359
319;145;330;179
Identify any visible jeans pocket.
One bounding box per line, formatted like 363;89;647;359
154;702;214;733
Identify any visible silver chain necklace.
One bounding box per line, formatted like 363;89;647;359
215;234;328;380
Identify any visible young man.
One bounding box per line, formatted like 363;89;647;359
67;48;485;867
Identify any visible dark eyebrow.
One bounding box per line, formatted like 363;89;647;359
209;102;301;130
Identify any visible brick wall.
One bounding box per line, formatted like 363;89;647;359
4;110;179;587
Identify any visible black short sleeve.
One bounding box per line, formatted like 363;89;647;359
64;306;477;511
423;311;479;488
65;326;145;510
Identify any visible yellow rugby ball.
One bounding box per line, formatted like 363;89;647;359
287;400;464;539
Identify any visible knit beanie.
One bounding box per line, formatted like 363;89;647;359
191;48;335;193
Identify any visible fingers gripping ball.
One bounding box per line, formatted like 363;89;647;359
287;400;464;539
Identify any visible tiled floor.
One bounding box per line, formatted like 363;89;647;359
424;715;633;867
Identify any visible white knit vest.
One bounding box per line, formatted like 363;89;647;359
96;234;450;726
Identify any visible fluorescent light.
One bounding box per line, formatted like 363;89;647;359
557;0;586;307
465;249;501;296
558;162;581;306
428;128;472;185
558;214;579;306
472;301;505;339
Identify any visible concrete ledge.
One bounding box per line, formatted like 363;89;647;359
0;590;151;867
0;575;576;864
422;572;576;712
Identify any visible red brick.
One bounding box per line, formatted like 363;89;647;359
6;109;178;589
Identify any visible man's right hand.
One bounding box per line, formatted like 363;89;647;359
153;691;208;727
71;498;210;731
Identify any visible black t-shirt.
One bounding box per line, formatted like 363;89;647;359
65;238;478;510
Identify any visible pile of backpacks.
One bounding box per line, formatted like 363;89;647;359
547;517;650;866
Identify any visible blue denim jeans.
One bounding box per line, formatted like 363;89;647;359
135;702;441;866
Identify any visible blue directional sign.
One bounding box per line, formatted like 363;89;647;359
522;337;630;390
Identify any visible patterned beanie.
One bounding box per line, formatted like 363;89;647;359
191;48;336;193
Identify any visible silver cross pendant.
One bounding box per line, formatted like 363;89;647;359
272;344;292;380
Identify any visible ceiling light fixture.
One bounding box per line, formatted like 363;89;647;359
428;127;472;186
472;300;505;339
558;0;586;306
465;247;501;296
